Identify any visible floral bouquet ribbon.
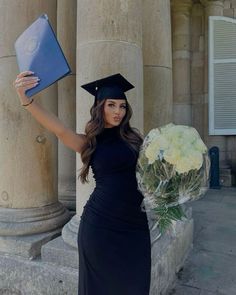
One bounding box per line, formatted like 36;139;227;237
136;123;210;241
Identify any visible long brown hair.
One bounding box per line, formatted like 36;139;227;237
79;98;143;183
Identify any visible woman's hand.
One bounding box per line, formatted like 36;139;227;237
13;71;40;105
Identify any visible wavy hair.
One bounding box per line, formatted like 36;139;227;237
79;99;143;183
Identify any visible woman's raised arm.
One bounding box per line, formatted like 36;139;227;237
13;71;87;153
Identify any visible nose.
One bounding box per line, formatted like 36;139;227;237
114;106;120;114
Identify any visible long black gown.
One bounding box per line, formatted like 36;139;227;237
77;126;151;295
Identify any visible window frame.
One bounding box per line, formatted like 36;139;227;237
209;16;236;135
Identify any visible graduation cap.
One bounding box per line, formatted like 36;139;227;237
81;73;134;101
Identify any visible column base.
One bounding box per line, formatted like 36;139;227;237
0;202;71;236
59;191;76;211
0;229;62;259
62;214;79;248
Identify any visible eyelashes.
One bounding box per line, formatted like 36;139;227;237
108;104;127;109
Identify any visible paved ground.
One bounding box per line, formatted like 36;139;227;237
168;187;236;295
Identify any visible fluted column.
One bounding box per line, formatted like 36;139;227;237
57;0;77;211
143;0;173;133
0;1;70;257
200;0;226;162
62;0;143;248
172;0;193;125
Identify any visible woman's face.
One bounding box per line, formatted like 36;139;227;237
103;99;127;128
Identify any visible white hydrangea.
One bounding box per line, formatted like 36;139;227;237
144;124;207;173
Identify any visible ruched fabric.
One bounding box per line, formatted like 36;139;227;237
77;126;151;295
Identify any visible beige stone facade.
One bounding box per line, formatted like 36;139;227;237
0;0;235;294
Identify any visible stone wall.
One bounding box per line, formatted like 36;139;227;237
223;0;236;182
188;0;236;186
224;0;236;17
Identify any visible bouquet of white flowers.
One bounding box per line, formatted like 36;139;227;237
136;123;209;237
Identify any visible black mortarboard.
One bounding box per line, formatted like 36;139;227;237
81;73;134;101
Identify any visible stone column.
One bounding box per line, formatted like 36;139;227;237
0;1;70;258
200;0;227;163
57;0;77;211
143;0;173;133
191;2;205;138
171;0;193;125
62;0;143;248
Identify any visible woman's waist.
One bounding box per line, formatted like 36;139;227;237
85;189;145;217
90;186;144;207
81;199;149;231
94;173;138;190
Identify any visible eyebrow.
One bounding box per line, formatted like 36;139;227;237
107;100;126;105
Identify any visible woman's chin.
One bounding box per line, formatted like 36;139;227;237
105;121;121;128
113;121;121;126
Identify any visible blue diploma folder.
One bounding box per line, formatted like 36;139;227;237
14;14;71;97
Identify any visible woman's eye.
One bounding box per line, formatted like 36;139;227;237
107;103;126;109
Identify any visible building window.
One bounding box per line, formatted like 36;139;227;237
209;16;236;135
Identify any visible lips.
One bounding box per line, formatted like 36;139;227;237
114;117;121;120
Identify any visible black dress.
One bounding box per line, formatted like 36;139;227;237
77;126;151;295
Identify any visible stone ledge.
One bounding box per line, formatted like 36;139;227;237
0;253;77;295
148;206;193;295
41;236;78;269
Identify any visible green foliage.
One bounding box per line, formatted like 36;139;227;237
153;205;187;234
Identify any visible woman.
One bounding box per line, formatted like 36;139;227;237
14;71;151;295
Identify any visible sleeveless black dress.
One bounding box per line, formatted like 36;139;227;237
77;126;151;295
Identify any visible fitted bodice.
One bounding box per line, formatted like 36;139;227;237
89;126;143;204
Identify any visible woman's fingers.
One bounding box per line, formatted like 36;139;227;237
24;82;38;91
16;71;34;79
14;75;39;89
15;75;39;83
15;76;39;85
14;71;39;102
23;76;39;82
15;80;38;88
23;79;39;86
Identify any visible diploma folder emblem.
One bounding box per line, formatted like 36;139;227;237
14;14;71;97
